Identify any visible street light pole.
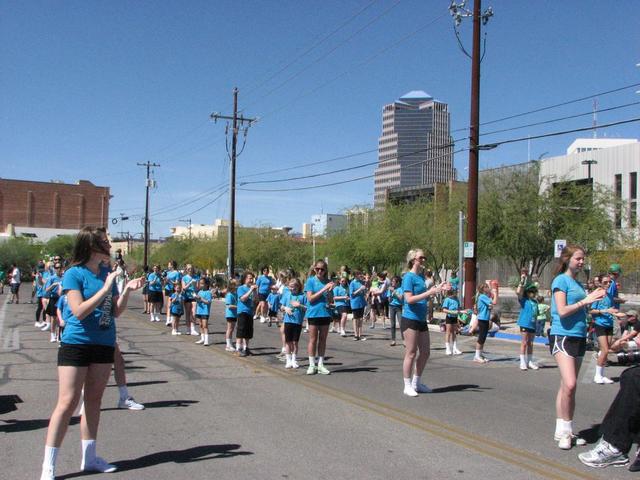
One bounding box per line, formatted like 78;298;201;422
581;159;597;181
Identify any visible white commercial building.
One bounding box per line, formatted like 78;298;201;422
540;138;639;231
310;214;347;237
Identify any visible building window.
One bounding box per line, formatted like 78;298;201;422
614;174;622;229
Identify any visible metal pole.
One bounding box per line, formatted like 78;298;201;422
458;210;464;298
463;0;482;310
143;163;150;268
228;88;238;280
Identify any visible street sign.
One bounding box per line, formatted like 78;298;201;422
463;241;474;259
554;239;566;258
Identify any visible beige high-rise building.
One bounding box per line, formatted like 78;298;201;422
374;91;454;206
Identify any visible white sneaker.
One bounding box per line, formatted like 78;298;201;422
528;361;540;370
553;433;587;446
445;346;452;356
260;317;266;323
413;382;432;394
291;360;299;369
594;376;614;384
329;326;335;333
50;333;57;343
203;338;210;346
165;319;172;326
81;456;118;473
40;323;50;331
40;465;55;480
303;328;308;333
195;338;204;344
557;433;573;450
35;321;44;328
117;396;145;410
285;361;293;369
452;347;463;355
171;330;181;336
225;345;236;352
190;327;199;336
403;385;418;397
520;363;528;371
340;330;347;337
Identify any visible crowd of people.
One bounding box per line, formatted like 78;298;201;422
2;230;639;477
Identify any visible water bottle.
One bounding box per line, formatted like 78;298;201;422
99;291;114;329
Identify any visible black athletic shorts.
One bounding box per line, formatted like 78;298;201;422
268;310;278;318
195;314;209;320
549;335;586;358
257;293;268;302
226;317;237;323
520;326;535;334
307;316;331;327
45;298;59;316
142;285;149;295
284;323;303;342
400;317;429;332
445;316;458;325
594;325;614;337
477;320;490;345
10;283;20;294
164;289;173;297
237;312;254;339
58;343;115;367
351;308;365;320
148;291;163;304
335;306;347;316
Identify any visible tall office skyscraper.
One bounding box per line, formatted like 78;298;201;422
374;91;454;206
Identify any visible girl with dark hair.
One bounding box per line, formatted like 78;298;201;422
40;227;144;480
400;249;448;397
549;244;605;450
388;275;403;346
236;271;257;356
224;280;238;351
141;265;150;314
164;260;180;325
147;265;163;322
195;277;212;346
333;277;349;337
181;264;199;336
281;278;307;369
256;266;273;323
473;282;497;363
516;272;539;370
304;259;334;375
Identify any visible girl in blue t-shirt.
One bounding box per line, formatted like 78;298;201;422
549;244;605;450
473;283;497;363
304;260;335;375
147;265;164;322
333;277;350;337
388;275;403;346
266;287;281;327
590;274;625;384
281;278;308;369
195;278;213;346
349;272;368;341
516;273;539;371
255;266;273;323
170;283;186;336
41;226;145;480
400;249;448;397
163;260;181;325
224;280;238;351
236;271;258;356
181;264;199;336
441;288;462;356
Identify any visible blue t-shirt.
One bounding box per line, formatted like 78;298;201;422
550;273;587;337
401;272;427;322
60;265;119;347
389;287;404;307
182;274;197;299
349;279;367;310
592;296;614;328
237;285;254;315
607;280;620;309
517;296;538;330
196;290;212;316
165;270;181;291
476;293;492;321
442;296;460;318
256;275;273;295
45;273;62;299
304;276;332;318
225;292;237;319
36;271;47;298
56;294;67;312
333;286;348;307
281;290;307;325
170;292;185;316
147;272;163;292
267;292;280;312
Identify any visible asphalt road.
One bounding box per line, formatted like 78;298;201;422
0;292;635;480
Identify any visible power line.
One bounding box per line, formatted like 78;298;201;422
452;81;640;133
478;117;640;149
154;189;229;222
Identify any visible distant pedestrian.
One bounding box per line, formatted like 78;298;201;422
9;262;21;304
224;280;238;351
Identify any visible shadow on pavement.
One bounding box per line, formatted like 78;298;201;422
57;444;253;478
101;399;198;412
577;424;602;444
430;384;490;394
332;367;379;373
0;394;23;415
107;380;168;388
0;416;79;433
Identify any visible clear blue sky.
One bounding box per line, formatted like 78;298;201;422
3;0;639;238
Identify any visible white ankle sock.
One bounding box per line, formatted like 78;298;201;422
475;349;482;359
403;377;412;388
118;385;128;401
308;356;316;367
411;375;421;387
226;339;232;347
291;353;297;362
520;354;526;366
81;439;96;465
452;341;458;350
43;445;58;468
560;419;572;435
318;356;324;367
595;365;604;377
555;418;563;437
285;353;292;363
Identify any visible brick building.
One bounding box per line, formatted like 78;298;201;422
0;178;110;240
